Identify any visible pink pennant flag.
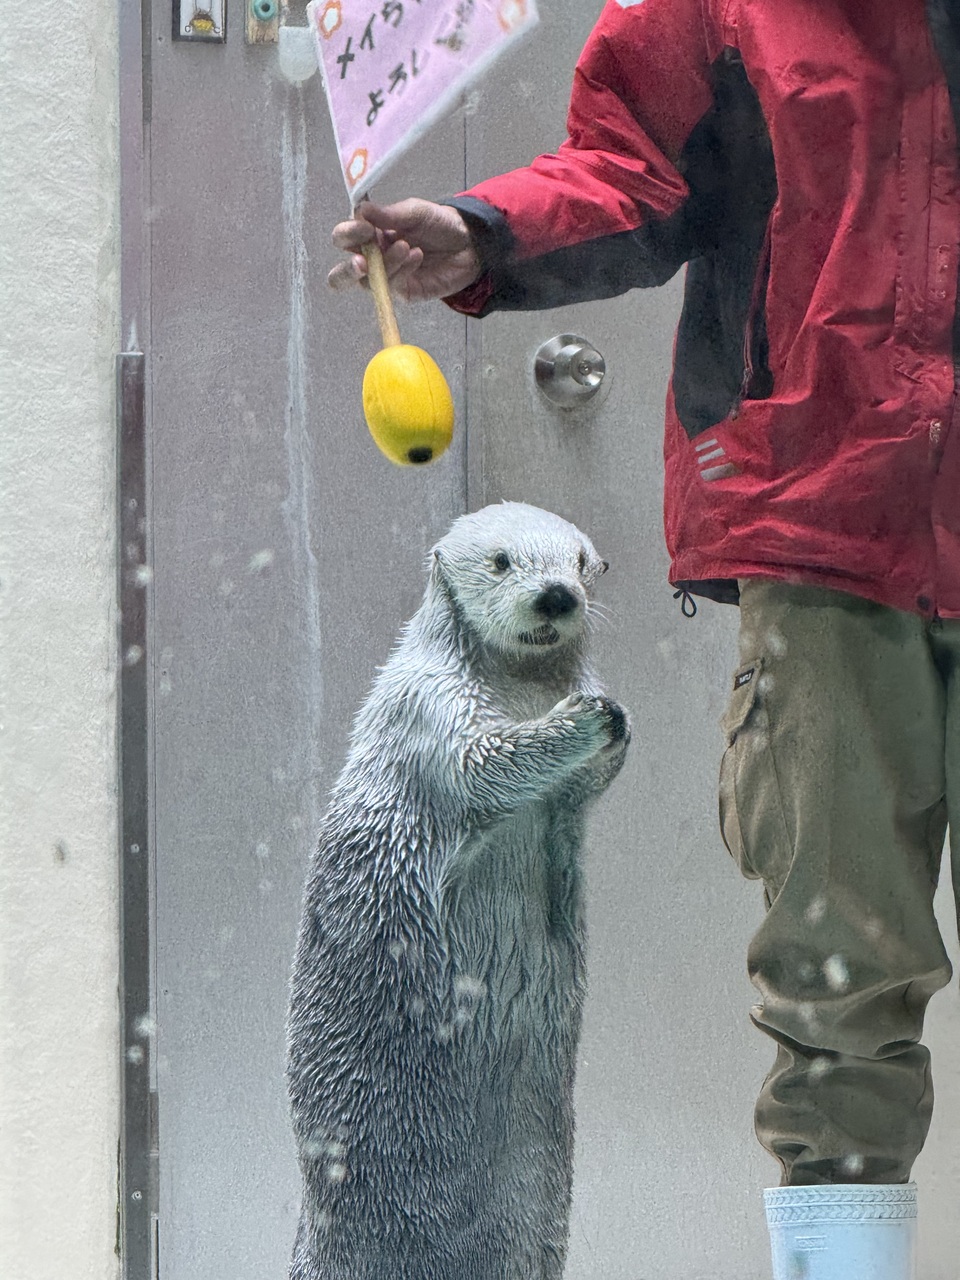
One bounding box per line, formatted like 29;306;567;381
308;0;538;202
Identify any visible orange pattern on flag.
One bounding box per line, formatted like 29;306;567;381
316;0;342;38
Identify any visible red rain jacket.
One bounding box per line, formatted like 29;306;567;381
444;0;960;618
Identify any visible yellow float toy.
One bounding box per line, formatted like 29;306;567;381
361;240;454;466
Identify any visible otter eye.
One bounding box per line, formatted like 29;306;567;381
492;551;511;573
577;549;587;574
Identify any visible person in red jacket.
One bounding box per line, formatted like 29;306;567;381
330;2;960;1276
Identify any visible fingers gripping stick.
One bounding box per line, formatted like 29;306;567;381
359;234;454;467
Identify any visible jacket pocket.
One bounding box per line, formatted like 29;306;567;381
737;216;775;406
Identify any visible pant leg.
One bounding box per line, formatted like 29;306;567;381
936;619;960;987
720;580;952;1186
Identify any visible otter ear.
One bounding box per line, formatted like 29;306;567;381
429;547;448;591
426;548;456;615
599;559;609;575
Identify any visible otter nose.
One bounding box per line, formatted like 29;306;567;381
534;584;580;620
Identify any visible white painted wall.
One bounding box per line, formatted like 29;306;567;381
0;2;121;1278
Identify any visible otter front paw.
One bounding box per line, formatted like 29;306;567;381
597;697;630;747
551;692;628;754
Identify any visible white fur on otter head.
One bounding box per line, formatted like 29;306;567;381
425;501;608;663
287;501;629;1280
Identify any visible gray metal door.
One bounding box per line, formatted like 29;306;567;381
141;2;960;1278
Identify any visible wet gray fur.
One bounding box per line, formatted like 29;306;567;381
287;502;630;1279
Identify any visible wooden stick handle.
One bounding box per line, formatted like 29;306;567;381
363;239;401;348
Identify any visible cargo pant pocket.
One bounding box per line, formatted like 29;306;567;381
718;656;792;897
719;658;764;880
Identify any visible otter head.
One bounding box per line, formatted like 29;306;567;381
428;502;608;660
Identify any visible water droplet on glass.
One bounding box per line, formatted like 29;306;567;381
764;628;787;657
805;897;826;925
134;1014;156;1038
454;975;486;1001
248;549;275;573
823;954;850;992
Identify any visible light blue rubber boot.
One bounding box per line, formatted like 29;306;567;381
763;1184;916;1280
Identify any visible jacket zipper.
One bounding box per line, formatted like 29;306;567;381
736;216;774;410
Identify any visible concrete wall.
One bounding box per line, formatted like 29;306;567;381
0;3;121;1278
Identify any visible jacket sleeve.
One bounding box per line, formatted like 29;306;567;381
443;0;726;315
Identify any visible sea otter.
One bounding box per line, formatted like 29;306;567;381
287;502;630;1280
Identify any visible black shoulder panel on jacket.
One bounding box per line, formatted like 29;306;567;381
446;52;778;440
671;51;777;438
925;0;960;363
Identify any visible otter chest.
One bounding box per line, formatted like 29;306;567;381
440;801;587;1050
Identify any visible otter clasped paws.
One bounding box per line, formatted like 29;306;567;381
599;695;631;746
287;502;630;1280
551;690;631;751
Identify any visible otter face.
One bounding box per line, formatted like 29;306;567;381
431;502;608;657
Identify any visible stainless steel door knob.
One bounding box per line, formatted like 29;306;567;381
534;334;606;407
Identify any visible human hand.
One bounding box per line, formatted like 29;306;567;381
328;199;483;301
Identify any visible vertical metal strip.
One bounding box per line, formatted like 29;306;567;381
462;112;483;511
117;350;156;1280
119;0;154;1265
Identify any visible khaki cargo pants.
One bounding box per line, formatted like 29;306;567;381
720;579;960;1186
